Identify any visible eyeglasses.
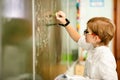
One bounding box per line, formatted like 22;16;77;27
84;29;93;35
84;29;101;39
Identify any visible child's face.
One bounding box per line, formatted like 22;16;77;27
84;28;101;46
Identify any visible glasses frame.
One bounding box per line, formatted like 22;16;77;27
84;29;101;39
84;29;93;35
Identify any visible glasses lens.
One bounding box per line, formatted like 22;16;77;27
84;29;89;34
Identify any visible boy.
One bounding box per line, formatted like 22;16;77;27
55;11;118;80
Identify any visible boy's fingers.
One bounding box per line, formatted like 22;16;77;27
56;11;66;18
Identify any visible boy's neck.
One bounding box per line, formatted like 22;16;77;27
93;43;107;48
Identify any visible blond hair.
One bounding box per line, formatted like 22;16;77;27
87;17;115;45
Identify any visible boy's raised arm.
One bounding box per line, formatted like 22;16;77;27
56;11;80;42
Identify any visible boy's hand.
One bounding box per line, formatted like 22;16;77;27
55;11;67;25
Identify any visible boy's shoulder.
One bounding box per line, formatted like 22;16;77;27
96;46;115;60
95;46;110;51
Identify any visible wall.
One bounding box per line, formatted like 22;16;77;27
80;0;114;51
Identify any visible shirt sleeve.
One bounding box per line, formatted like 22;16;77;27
77;35;93;50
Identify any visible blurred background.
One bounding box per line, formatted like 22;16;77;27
0;0;120;80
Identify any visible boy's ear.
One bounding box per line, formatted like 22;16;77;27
95;35;101;42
